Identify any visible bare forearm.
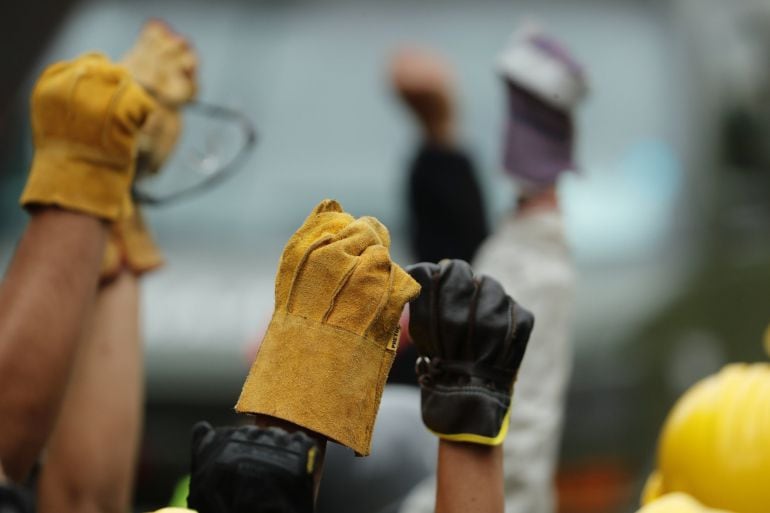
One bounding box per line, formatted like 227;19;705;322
39;272;142;513
0;208;106;481
436;441;504;513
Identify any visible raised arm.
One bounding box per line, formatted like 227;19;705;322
406;259;534;513
183;199;419;513
37;21;198;513
0;53;155;482
0;209;106;481
436;440;505;513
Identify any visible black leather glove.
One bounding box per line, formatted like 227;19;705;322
0;483;33;513
188;422;317;513
407;259;534;445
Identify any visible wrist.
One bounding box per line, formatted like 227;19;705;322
437;440;504;513
22;145;134;221
27;206;110;233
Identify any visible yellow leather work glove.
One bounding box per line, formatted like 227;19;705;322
122;19;198;108
101;20;198;279
124;19;197;174
236;200;421;456
20;53;156;220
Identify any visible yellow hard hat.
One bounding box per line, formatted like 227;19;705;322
636;493;732;513
643;363;770;512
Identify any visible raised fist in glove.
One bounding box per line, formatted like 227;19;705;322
188;422;317;513
407;259;534;445
123;19;197;174
236;199;421;456
101;20;199;279
389;47;456;145
20;53;156;220
123;19;197;108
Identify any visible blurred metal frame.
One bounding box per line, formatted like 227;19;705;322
132;100;258;206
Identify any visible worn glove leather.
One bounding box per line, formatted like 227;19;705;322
20;53;155;220
407;259;534;445
100;21;198;279
188;422;316;513
236;199;421;456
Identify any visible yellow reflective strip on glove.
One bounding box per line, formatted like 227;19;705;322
426;405;513;446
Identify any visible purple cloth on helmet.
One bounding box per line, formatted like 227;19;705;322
503;82;576;186
529;33;585;78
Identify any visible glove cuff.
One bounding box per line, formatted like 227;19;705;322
20;143;133;221
418;358;513;445
236;311;398;456
100;212;164;280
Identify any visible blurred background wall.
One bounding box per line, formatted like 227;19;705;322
1;0;769;511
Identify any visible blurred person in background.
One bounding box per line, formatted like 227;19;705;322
397;25;587;513
34;21;198;513
0;49;156;496
390;48;489;266
475;25;586;513
388;46;489;387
